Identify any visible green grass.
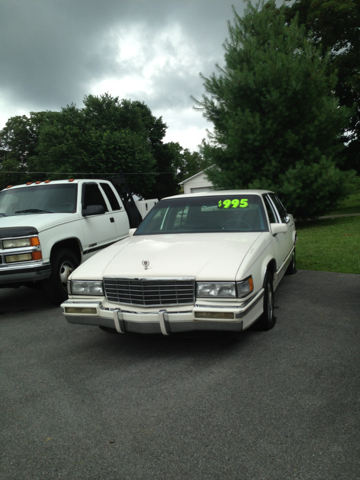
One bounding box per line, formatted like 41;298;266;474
329;193;360;215
296;216;360;274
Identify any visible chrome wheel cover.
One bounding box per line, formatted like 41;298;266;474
59;260;74;291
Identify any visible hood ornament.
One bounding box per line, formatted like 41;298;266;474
142;260;150;270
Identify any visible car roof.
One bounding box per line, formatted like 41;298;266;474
163;189;273;200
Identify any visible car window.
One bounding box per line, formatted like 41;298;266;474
135;195;268;235
263;195;278;223
269;193;288;223
100;183;121;211
82;184;108;211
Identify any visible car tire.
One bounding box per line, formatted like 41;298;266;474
285;248;297;275
252;271;276;331
43;249;79;305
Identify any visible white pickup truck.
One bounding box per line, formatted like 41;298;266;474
0;178;157;304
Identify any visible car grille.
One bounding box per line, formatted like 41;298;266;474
103;278;195;307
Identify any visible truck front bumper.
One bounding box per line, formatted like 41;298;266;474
0;262;51;285
61;289;264;335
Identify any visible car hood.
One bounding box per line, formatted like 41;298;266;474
73;232;267;281
0;213;80;232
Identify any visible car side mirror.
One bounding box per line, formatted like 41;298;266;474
82;205;105;216
271;223;287;235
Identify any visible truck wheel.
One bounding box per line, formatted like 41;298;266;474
43;249;79;305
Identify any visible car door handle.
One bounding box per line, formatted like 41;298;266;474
110;217;114;223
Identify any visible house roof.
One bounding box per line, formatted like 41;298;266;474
179;169;208;185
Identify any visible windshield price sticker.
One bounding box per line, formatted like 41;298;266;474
218;199;248;209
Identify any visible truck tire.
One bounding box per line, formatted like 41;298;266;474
43;249;79;305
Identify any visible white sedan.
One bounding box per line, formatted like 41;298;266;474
61;190;297;335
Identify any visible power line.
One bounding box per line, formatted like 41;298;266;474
0;171;179;175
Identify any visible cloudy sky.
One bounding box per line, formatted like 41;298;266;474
0;0;251;152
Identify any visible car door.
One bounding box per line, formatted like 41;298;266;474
269;193;295;255
263;194;293;285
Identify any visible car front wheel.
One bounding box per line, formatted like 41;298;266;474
252;272;276;331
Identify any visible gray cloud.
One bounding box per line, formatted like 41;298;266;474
0;0;247;148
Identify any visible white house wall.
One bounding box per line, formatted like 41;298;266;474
183;172;213;194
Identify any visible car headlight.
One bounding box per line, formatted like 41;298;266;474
71;280;104;296
196;276;254;299
197;282;237;298
236;276;254;298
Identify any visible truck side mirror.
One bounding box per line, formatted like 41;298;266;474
82;205;105;216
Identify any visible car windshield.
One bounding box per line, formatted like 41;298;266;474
135;194;268;235
0;184;78;216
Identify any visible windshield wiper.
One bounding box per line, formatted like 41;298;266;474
0;212;7;217
15;209;54;214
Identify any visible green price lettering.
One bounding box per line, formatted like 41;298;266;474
218;198;248;208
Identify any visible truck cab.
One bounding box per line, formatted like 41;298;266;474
0;178;146;304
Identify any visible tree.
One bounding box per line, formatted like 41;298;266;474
0;111;50;188
0;94;180;198
195;0;355;218
169;142;210;184
284;0;360;173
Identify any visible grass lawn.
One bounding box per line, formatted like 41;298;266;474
329;192;360;215
296;216;360;274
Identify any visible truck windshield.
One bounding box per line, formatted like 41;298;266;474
135;195;268;235
0;184;78;216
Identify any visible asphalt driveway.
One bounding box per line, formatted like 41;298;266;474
1;270;360;480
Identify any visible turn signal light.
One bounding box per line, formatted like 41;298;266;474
32;251;42;260
195;312;235;320
30;237;40;246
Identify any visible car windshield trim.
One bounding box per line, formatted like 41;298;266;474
135;194;269;235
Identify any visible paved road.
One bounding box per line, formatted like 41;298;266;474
1;270;360;480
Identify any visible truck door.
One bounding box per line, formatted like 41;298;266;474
99;182;129;239
81;182;119;258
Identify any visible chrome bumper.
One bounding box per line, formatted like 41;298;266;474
61;289;264;335
0;261;51;284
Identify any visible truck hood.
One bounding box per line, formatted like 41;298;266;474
0;213;80;233
73;232;268;281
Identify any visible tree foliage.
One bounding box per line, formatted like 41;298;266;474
0;112;49;187
169;142;210;185
284;0;360;173
195;0;355;218
0;94;180;198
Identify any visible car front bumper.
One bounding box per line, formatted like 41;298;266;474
61;289;265;335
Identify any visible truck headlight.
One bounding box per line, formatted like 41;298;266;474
3;236;40;249
71;280;104;296
197;282;237;298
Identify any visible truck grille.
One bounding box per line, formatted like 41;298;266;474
103;278;195;307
